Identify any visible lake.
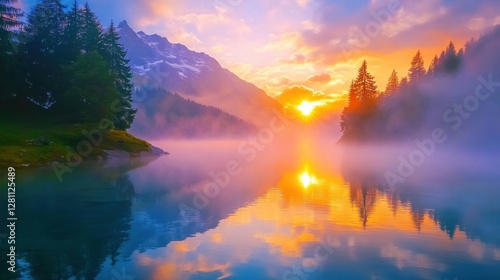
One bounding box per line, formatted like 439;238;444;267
2;138;500;280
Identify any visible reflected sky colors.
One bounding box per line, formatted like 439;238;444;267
89;140;500;279
4;139;500;279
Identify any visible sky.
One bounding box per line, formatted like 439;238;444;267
19;0;500;110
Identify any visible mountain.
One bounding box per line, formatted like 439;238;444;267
130;89;256;138
117;20;284;128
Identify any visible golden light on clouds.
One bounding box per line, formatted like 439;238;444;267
57;0;493;116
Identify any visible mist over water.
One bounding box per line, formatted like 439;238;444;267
142;112;500;195
105;30;500;280
4;133;500;279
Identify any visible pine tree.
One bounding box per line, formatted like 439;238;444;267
456;48;464;66
354;60;378;103
427;55;439;75
408;50;426;83
79;2;104;54
400;77;409;89
61;0;81;64
60;51;119;123
346;80;356;107
0;0;23;100
385;69;399;95
442;41;461;73
341;81;357;134
0;0;23;30
464;38;477;54
20;0;66;106
446;41;456;56
340;61;378;139
103;20;136;130
438;50;445;66
340;107;350;134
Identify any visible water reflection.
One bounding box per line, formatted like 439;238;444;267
4;160;142;280
2;141;500;279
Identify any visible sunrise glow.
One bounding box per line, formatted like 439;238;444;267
297;100;316;116
298;171;317;188
5;0;500;279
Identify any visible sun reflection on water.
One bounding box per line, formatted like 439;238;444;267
298;170;318;188
125;145;500;280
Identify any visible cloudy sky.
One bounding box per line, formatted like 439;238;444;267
19;0;500;108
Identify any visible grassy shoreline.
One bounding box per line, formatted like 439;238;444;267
0;121;154;168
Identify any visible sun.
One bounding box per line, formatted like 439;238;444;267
299;171;318;188
297;100;315;116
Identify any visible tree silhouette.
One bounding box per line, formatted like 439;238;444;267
20;0;66;106
60;0;82;64
103;20;136;130
385;69;399;95
347;80;357;107
399;76;409;89
0;0;23;100
79;2;104;54
427;55;439;76
0;0;23;30
340;60;378;140
408;50;426;83
440;42;462;73
341;81;358;135
338;27;500;143
354;60;378;103
59;51;119;123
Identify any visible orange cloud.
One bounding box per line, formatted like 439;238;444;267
275;85;332;107
307;73;331;83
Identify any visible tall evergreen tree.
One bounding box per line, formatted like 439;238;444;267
408;50;426;83
0;0;23;30
400;77;409;89
61;0;81;64
354;60;378;103
442;41;461;73
0;0;23;99
60;51;119;123
340;61;378;139
340;107;350;135
347;80;357;107
103;20;136;130
446;41;456;56
427;55;439;76
354;60;377;113
79;2;103;54
341;81;357;134
21;0;66;106
464;38;477;54
437;50;445;66
385;69;399;95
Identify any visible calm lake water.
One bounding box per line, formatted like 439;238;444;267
2;139;500;280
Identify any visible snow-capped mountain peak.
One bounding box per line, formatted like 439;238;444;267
117;20;283;127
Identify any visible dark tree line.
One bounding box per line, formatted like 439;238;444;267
340;41;466;140
0;0;135;130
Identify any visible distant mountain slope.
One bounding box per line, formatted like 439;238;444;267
129;89;256;138
117;20;283;128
